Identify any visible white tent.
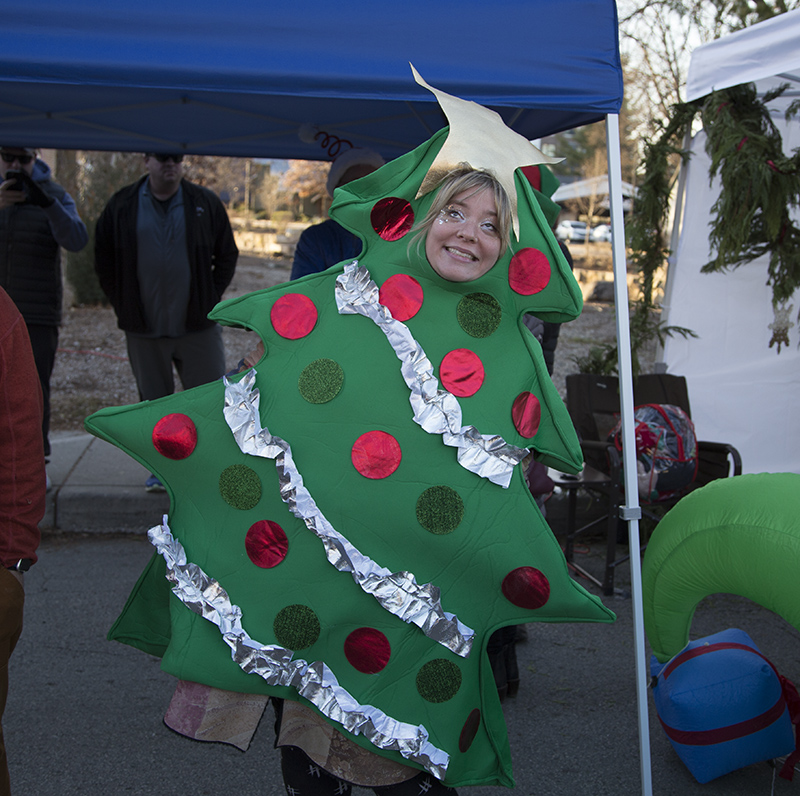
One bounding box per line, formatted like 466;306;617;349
551;174;635;203
662;9;800;475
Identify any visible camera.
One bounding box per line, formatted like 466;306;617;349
4;169;25;192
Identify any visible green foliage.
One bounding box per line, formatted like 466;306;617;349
572;307;697;378
572;344;619;376
700;83;800;316
625;77;800;354
627;102;698;307
574;100;699;378
65;152;144;306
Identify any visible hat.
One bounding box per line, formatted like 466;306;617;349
326;148;385;197
1;146;36;155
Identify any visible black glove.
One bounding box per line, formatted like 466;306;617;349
17;169;54;208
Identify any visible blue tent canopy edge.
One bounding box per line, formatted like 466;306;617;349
0;0;623;159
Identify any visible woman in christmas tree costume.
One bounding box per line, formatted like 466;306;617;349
87;69;615;791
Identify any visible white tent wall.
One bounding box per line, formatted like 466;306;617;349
662;15;800;475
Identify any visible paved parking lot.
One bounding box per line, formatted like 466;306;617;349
6;533;799;795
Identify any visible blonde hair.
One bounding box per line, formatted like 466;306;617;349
410;167;512;259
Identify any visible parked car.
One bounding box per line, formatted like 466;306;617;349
591;224;612;242
555;220;589;242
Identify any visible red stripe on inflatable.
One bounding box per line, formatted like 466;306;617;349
663;642;777;680
659;641;796;749
659;695;787;746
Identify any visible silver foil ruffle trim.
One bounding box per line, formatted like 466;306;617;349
223;371;474;659
335;263;528;488
147;517;449;779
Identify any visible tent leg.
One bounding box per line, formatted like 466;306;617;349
605;112;653;796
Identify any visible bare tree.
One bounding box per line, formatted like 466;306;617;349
282;160;331;218
619;0;800;137
251;166;280;217
183;156;253;209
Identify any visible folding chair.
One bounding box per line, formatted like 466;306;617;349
551;373;742;595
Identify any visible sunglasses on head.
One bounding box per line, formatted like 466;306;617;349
1;152;34;165
148;153;184;164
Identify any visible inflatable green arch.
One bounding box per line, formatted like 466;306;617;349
643;473;800;663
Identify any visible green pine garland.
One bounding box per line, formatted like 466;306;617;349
629;82;800;353
700;82;800;351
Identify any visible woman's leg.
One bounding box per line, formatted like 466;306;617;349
487;625;520;700
279;744;353;796
373;772;457;796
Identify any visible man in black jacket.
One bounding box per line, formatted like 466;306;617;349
0;146;89;461
95;153;238;491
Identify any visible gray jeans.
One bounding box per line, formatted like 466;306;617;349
125;324;226;401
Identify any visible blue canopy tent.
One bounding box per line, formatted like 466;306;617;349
0;1;651;792
0;0;623;159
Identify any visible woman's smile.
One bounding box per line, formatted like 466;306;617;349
425;187;502;282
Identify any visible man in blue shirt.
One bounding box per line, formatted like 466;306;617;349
290;148;384;281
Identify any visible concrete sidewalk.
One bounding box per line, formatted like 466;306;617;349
45;430;169;532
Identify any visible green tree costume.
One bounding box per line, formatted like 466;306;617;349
87;80;614;788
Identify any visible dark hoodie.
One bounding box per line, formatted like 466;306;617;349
0;158;88;326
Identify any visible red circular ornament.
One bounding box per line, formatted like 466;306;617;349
371;197;414;241
152;413;197;459
270;293;318;339
379;273;424;321
245;520;289;568
440;349;485;397
512;392;541;438
508;248;551;295
351;431;402;479
502;566;551;609
459;708;482;753
344;627;392;674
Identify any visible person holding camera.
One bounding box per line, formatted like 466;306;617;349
0;146;89;464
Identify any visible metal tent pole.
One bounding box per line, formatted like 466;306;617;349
605;112;653;796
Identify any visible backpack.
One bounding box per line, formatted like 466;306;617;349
609;404;698;502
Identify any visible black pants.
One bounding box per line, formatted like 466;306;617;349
487;626;520;700
279;744;457;796
125;325;226;402
25;324;58;457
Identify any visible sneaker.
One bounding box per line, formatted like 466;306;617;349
145;474;166;493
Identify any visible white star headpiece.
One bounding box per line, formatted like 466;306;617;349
412;65;562;238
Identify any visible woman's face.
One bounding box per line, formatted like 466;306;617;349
425;187;502;282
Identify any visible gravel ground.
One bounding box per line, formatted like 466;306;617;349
50;252;628;433
51;254;291;431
